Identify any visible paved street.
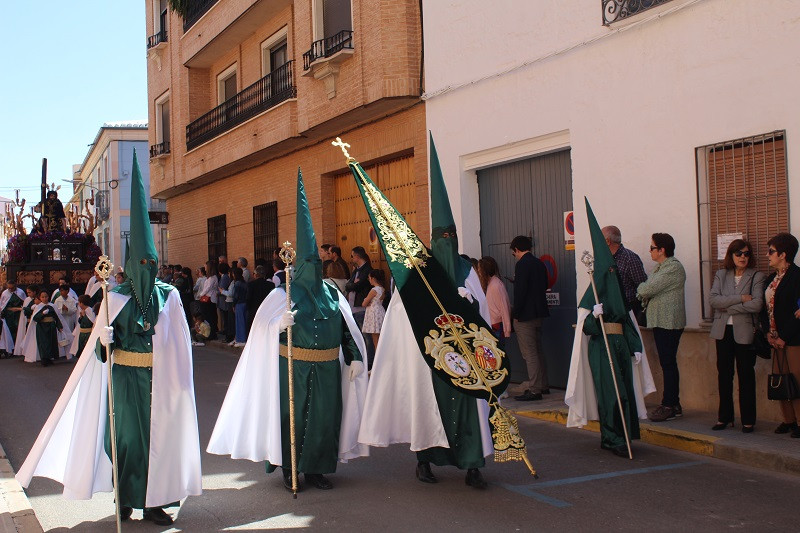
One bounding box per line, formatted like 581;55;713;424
2;345;799;532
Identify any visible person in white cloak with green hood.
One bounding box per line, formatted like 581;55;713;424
208;170;368;492
358;134;493;488
15;151;201;526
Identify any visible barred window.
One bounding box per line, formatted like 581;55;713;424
207;215;227;263
253;202;278;263
697;130;788;320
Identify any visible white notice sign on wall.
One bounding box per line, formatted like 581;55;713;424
717;233;743;260
546;292;560;307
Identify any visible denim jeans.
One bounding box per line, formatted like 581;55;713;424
234;302;247;343
653;327;683;407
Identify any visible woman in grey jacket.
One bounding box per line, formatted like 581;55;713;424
709;239;765;433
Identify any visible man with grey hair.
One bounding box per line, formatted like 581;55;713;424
238;257;252;282
602;225;648;316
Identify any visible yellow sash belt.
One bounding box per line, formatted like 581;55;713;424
278;344;339;362
114;349;154;368
604;322;623;335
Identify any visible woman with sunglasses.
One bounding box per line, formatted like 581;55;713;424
637;233;686;422
763;233;800;437
709;239;765;433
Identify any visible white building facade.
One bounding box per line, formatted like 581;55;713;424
72;122;168;270
422;0;799;415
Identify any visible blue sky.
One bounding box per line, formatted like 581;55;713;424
0;1;147;203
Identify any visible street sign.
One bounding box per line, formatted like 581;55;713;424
149;211;169;224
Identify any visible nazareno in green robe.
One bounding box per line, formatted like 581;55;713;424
33;304;62;362
1;292;24;344
266;285;362;475
582;311;642;449
99;282;172;510
76;312;94;357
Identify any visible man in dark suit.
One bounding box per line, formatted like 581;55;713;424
345;246;372;308
246;265;274;334
510;235;550;401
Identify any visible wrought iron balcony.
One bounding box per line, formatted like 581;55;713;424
147;29;168;49
186;61;297;151
183;0;219;32
150;141;171;158
603;0;673;25
303;30;354;71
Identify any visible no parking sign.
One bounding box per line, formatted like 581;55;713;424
540;254;558;289
564;211;575;251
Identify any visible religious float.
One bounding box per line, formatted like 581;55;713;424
2;160;104;294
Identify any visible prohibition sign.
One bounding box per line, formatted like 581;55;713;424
540;254;558;289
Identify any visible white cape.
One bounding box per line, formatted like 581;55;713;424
358;269;493;456
13;297;32;356
16;289;202;507
20;304;44;363
207;287;369;464
0;319;13;353
564;309;657;428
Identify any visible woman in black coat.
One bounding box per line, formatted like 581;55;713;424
763;233;800;437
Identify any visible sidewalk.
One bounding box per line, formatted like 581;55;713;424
506;388;800;476
0;444;42;533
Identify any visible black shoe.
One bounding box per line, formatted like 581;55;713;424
514;391;543;401
541;389;551;395
142;508;173;526
416;462;437;484
775;422;797;434
711;421;733;431
465;468;487;489
674;403;683;417
611;445;629;458
282;470;303;492
304;473;333;490
120;506;133;521
742;425;755;434
41;359;53;367
791;427;800;439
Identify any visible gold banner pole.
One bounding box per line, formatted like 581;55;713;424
279;242;299;498
96;256;123;532
581;251;633;460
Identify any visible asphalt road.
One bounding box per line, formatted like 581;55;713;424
2;346;799;532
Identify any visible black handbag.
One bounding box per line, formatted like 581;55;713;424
745;274;771;359
768;348;799;401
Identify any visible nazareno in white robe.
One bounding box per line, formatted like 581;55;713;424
564;308;657;428
358;269;494;457
0;288;25;353
13;297;33;356
16;289;202;507
207;287;369;465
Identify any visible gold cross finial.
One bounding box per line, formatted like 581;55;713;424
332;137;353;161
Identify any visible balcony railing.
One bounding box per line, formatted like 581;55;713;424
183;0;218;32
147;28;168;49
150;141;171;158
602;0;673;24
186;61;296;150
303;30;354;71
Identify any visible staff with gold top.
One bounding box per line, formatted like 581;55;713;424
279;241;299;497
96;256;122;533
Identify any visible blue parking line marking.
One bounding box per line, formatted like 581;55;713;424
502;461;705;508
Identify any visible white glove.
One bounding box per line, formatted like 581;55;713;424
592;303;604;318
100;326;114;347
348;360;364;382
42;308;49;315
279;310;297;332
457;286;474;303
634;352;642;365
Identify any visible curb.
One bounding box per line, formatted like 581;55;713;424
0;444;42;533
516;407;800;476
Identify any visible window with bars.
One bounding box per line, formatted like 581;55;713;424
696;130;789;320
253;202;278;263
207;215;227;263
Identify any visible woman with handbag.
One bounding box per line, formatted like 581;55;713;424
764;233;800;437
709;239;765;433
199;261;219;339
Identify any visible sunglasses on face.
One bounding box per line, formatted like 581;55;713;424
733;250;751;258
768;248;778;255
649;246;659;251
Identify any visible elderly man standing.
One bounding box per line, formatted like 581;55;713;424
510;235;550;401
602;226;648;317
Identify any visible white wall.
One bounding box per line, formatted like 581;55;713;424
423;0;800;327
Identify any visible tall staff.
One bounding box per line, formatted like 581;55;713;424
279;242;299;498
96;255;123;531
581;251;632;460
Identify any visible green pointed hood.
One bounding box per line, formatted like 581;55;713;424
123;233;130;270
292;169;337;320
429;133;472;285
122;149;159;310
579;197;627;318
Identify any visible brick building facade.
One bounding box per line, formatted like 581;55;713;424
145;0;426;271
